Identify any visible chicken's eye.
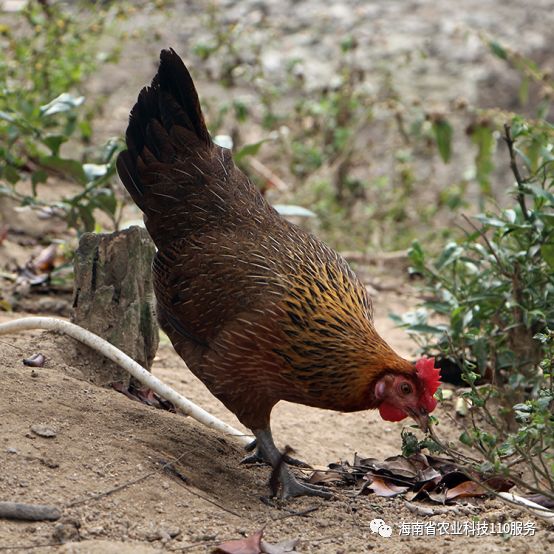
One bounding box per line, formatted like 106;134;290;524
400;383;412;395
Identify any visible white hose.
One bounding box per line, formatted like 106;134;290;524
0;317;251;446
498;492;554;523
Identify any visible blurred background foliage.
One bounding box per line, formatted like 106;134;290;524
1;0;551;249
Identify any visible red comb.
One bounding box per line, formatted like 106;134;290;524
416;357;441;396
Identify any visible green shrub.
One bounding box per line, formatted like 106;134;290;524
396;117;553;499
0;0;125;233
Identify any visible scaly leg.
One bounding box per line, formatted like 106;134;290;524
241;436;311;468
253;428;332;499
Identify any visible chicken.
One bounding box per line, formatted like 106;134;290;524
116;49;441;499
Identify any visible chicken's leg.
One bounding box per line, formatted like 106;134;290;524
253;428;332;499
242;437;311;468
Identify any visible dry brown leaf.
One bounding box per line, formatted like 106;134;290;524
377;455;419;479
323;452;514;506
445;480;487;500
365;476;409;497
32;244;58;273
111;383;176;412
214;529;264;554
428;489;448;504
483;476;514;493
214;530;298;554
418;466;442;483
308;469;342;485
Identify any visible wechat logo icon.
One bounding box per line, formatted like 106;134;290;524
369;518;393;538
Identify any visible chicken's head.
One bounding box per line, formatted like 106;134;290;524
374;357;441;431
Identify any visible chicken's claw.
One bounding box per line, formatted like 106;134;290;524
278;471;333;500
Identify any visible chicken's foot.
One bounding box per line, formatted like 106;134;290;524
253;428;332;500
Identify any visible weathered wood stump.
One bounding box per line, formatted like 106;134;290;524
72;226;158;386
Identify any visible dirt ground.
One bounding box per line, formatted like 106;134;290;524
1;0;554;552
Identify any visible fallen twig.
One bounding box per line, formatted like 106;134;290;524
158;459;190;484
272;505;319;520
0;317;251;446
0;502;60;522
404;501;435;517
65;470;156;509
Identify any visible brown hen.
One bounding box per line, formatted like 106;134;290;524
117;49;440;499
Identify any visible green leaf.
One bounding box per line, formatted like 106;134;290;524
0;110;19;125
406;324;446;335
541;244;554;269
83;163;109;182
473;338;488;373
471;125;495;196
524;184;554;205
40;156;87;184
489;40;508;60
79;119;92;141
233;100;249;122
273;204;316;218
31;169;48;195
0;110;34;133
234;140;267;164
409;240;425;268
92;189;117;216
77;204;96;233
518;76;529;105
3;164;20;184
40;93;85;117
432;119;453;163
42;134;67;156
474;214;505;228
435;241;462;269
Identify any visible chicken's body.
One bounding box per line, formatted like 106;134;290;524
117;49;440;498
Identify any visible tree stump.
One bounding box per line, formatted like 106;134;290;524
71;226;158;386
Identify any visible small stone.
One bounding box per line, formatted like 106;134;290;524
6;447;17;454
145;530;163;542
30;425;57;438
52;521;80;544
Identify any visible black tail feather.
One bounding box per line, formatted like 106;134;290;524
117;48;212;208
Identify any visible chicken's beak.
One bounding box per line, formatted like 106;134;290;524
408;408;430;432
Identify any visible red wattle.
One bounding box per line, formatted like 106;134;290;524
379;402;407;422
